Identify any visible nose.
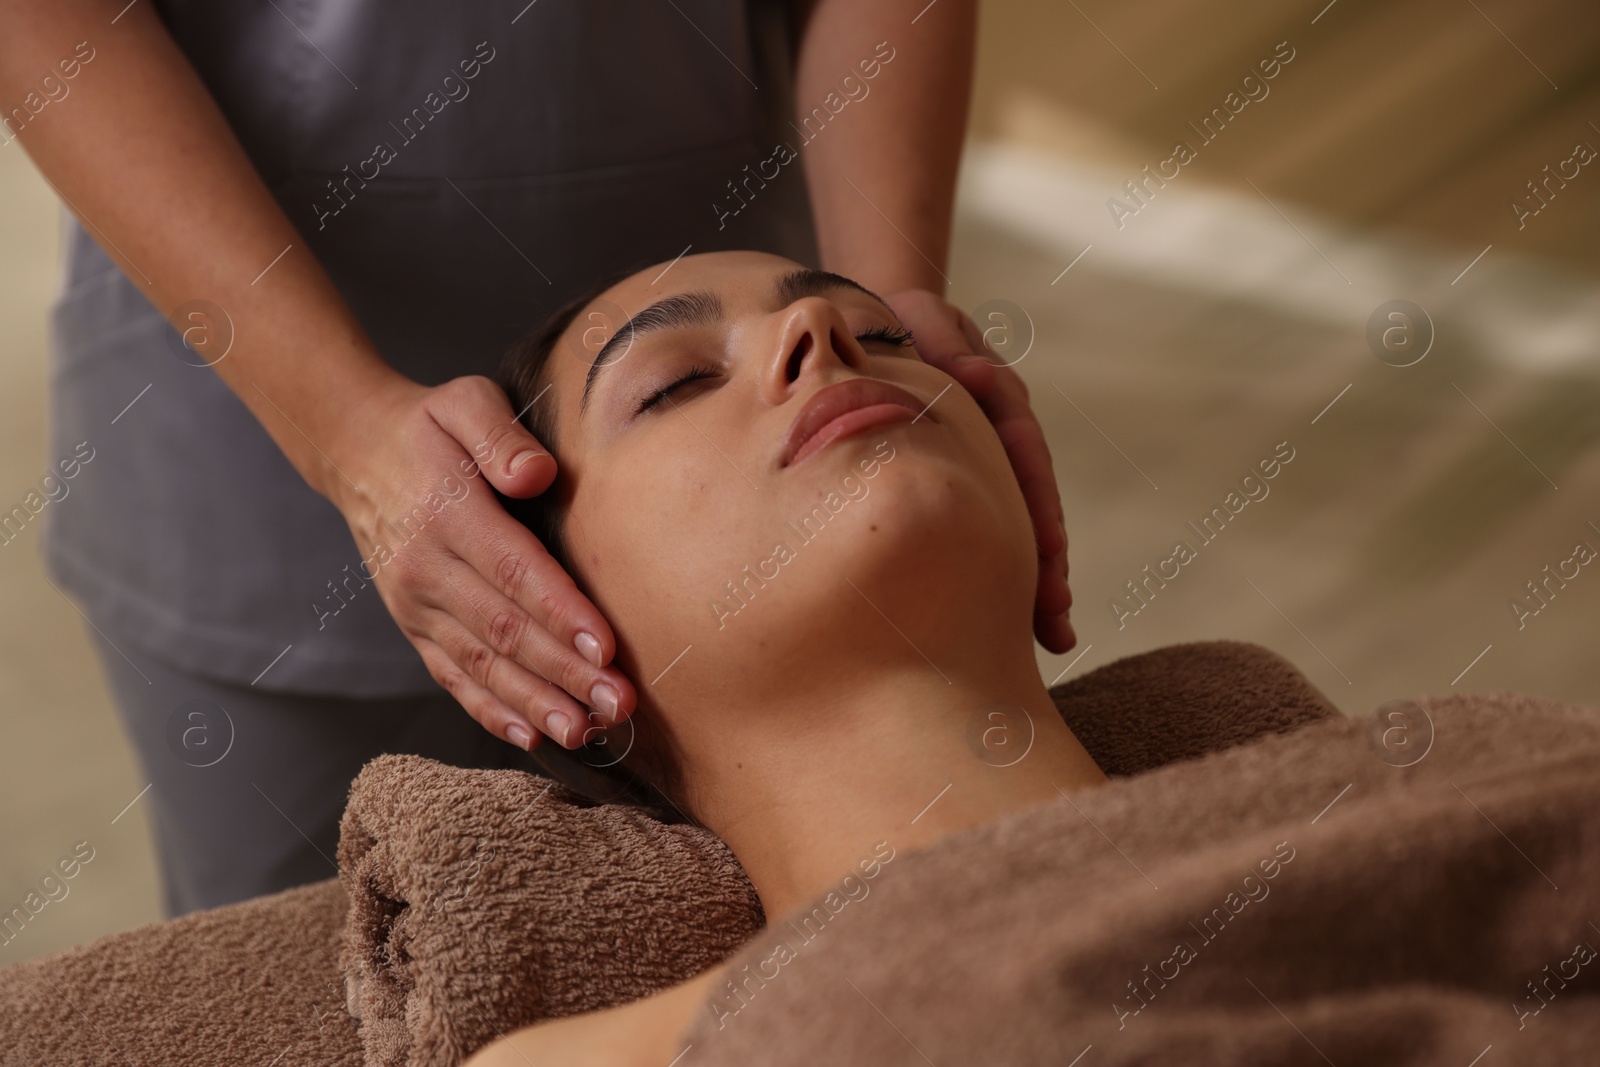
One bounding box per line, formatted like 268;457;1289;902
761;296;866;405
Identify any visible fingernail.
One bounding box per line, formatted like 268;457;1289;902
510;449;543;475
589;682;620;724
574;631;603;667
506;722;532;751
547;709;576;747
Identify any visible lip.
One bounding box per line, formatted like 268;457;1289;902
779;378;928;469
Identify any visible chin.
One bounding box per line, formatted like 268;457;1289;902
715;436;1038;683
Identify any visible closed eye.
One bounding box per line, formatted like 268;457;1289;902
633;326;916;416
856;324;916;348
636;363;718;415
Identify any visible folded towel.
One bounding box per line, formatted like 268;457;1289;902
677;691;1600;1065
338;640;1339;1065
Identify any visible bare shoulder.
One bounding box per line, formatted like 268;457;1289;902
463;965;727;1067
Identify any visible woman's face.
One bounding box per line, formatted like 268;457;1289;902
542;250;1038;733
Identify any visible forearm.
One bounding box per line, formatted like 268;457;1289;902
1;0;403;504
463;966;726;1067
789;0;975;297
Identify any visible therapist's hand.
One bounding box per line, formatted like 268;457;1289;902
327;375;635;751
885;289;1076;655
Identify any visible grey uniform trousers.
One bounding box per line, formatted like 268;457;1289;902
83;621;541;917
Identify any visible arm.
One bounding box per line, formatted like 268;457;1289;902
463;965;726;1067
1;0;636;745
788;0;1075;651
785;0;970;297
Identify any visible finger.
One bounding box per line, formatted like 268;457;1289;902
447;482;629;680
1034;607;1077;656
421;606;602;748
886;294;1009;408
1034;530;1075;654
428;374;558;498
886;290;963;359
980;362;1062;557
993;416;1066;559
957;307;990;358
1036;545;1073;616
938;351;1000;398
890;292;1073;640
1034;549;1075;648
413;635;560;750
432;553;635;729
909;312;968;367
919;345;1058;558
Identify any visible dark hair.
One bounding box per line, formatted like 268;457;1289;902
494;259;698;824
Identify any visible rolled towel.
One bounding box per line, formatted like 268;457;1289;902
337;756;763;1067
1048;639;1340;776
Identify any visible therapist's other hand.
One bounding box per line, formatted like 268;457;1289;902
327;375;634;751
884;289;1076;655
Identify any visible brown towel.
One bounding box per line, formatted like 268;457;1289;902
336;757;765;1067
1051;638;1339;776
0;877;362;1067
676;691;1600;1065
0;640;1337;1066
338;640;1339;1065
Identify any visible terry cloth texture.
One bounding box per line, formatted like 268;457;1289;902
0;877;361;1066
678;690;1600;1066
336;759;765;1067
335;640;1341;1065
0;640;1339;1066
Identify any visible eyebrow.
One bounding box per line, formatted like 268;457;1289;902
579;267;892;415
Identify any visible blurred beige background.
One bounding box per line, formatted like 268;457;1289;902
3;0;1597;963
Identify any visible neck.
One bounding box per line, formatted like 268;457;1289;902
679;651;1109;923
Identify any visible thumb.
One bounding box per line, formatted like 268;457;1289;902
429;375;557;499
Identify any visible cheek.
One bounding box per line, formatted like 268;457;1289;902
928;382;1030;518
570;463;762;646
912;389;1039;577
